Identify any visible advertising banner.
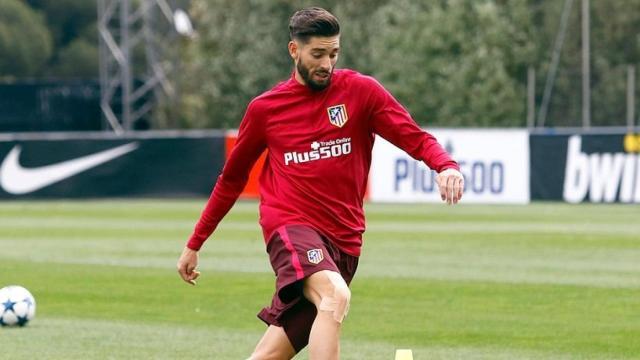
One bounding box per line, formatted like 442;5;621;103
369;129;530;204
0;135;225;198
531;133;640;203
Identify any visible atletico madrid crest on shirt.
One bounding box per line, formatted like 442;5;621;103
327;104;348;128
307;249;324;264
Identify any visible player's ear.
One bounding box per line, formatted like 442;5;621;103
288;40;298;61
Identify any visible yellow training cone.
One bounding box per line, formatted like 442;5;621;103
395;349;413;360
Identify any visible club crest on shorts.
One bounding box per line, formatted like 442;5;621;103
327;104;348;128
307;249;324;264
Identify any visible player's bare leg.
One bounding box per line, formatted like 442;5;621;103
249;325;296;360
303;270;351;360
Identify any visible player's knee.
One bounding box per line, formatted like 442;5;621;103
333;282;351;312
317;272;351;323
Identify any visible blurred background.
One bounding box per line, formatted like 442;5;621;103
1;0;639;204
2;0;639;203
2;0;639;132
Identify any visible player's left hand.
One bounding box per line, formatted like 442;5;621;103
436;168;464;205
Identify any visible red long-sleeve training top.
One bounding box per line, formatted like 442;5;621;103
187;69;458;256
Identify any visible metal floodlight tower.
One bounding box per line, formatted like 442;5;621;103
98;0;191;134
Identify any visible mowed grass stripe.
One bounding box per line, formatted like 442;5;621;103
1;201;638;288
1;259;638;359
1;199;639;220
1;200;636;222
0;317;582;360
2;218;640;238
2;233;638;288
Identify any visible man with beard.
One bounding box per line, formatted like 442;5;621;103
177;7;464;360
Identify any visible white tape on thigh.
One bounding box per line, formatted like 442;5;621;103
318;271;351;323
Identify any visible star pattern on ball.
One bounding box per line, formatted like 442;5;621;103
2;299;16;312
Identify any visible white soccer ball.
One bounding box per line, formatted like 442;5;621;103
0;286;36;327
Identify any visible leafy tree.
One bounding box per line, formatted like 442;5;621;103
26;0;96;48
178;0;538;128
0;0;53;78
531;0;640;127
174;0;298;128
333;0;389;74
26;0;98;78
48;37;99;78
589;0;640;126
2;0;640;128
367;0;536;127
41;0;630;129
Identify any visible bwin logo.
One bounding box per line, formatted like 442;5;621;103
284;138;352;166
563;135;640;203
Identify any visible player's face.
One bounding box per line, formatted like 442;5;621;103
289;35;340;91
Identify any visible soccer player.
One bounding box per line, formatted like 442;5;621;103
177;7;464;360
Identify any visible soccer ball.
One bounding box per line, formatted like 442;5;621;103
0;286;36;327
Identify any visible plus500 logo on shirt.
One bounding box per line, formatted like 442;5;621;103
284;138;352;166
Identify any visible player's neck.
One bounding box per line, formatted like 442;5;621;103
293;70;306;86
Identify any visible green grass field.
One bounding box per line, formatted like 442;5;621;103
0;200;639;359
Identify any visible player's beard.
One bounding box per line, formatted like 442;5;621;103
297;59;332;91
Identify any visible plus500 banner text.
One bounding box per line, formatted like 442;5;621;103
369;129;530;204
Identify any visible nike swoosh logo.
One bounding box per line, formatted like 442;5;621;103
0;142;139;195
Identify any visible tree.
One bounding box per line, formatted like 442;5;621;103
26;0;96;48
175;0;639;129
333;0;389;74
0;0;53;78
177;0;536;128
589;0;640;126
174;0;298;128
26;0;99;79
367;0;536;127
531;0;640;127
48;37;99;78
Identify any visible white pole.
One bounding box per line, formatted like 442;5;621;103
538;0;574;127
527;67;535;128
628;65;636;131
582;0;590;129
121;0;132;131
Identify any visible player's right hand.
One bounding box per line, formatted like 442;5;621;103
436;168;464;205
177;246;201;286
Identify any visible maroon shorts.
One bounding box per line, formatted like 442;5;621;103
257;225;359;352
